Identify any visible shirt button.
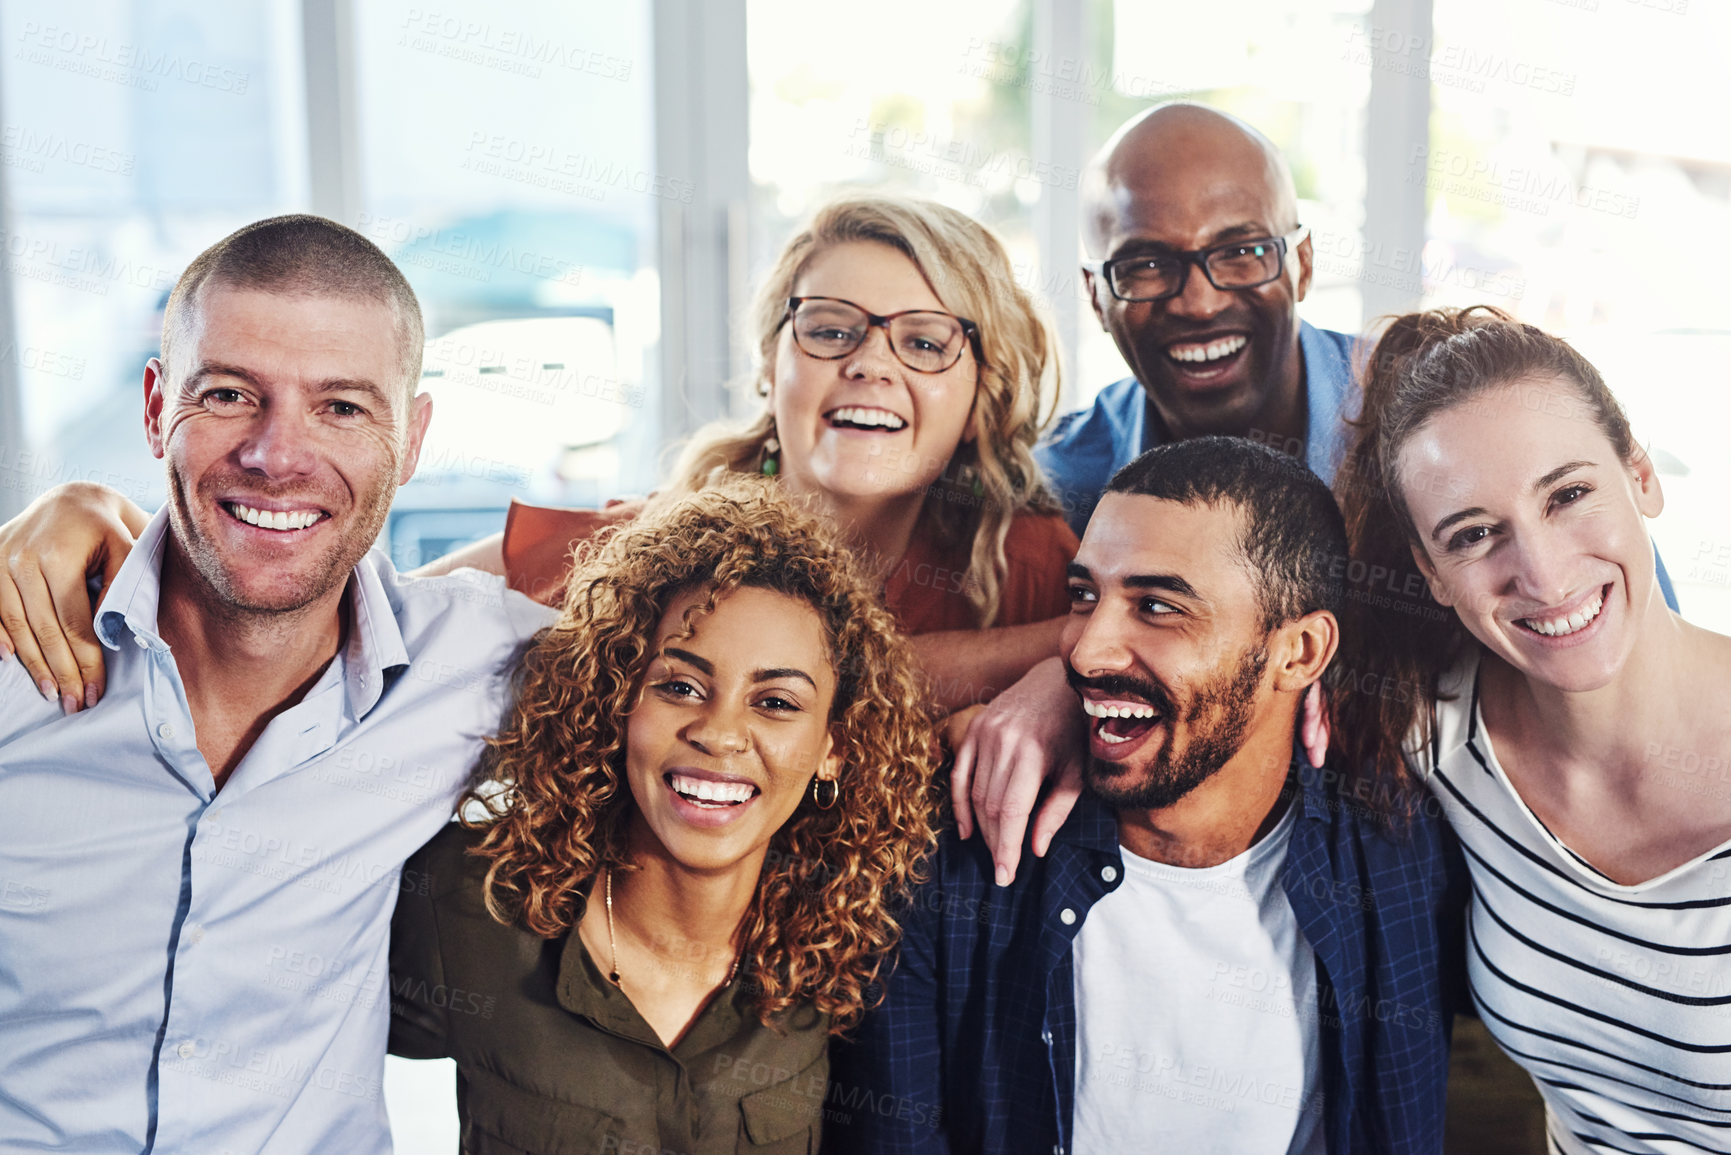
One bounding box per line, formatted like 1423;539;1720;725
134;636;150;649
157;723;176;742
1101;865;1118;883
1041;1027;1053;1045
176;1041;196;1059
187;926;205;946
1059;908;1077;925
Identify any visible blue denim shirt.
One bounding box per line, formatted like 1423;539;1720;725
827;751;1470;1155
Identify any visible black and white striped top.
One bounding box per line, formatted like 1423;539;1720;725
1410;654;1731;1155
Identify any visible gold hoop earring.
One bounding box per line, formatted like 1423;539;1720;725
810;777;838;810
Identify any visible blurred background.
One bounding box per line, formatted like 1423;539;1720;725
0;0;1723;1148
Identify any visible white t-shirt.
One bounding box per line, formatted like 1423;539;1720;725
1071;805;1327;1155
1413;652;1731;1155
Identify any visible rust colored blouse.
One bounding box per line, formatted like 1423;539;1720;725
500;499;1077;632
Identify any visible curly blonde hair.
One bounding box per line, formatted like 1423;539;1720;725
463;478;939;1034
664;194;1063;627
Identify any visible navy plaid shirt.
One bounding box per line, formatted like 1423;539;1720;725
827;752;1469;1154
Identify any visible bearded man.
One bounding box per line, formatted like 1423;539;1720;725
827;437;1467;1155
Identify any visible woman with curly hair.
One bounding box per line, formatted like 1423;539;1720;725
388;478;937;1154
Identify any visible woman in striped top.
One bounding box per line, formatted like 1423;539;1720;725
1333;306;1731;1154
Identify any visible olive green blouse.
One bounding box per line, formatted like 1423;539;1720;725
389;824;831;1154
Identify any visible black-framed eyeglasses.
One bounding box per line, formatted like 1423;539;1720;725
1085;226;1310;303
781;296;981;374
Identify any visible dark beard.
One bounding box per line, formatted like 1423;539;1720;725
1081;645;1267;811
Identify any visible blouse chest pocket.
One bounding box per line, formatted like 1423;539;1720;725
737;1053;826;1153
461;1065;627;1155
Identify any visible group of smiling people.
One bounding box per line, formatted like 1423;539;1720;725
0;101;1724;1155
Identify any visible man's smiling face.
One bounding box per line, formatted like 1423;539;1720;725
1060;492;1278;810
1085;112;1312;441
146;285;430;616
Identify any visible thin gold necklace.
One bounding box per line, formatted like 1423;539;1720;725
603;868;741;989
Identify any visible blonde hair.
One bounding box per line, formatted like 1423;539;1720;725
465;478;939;1034
665;194;1062;626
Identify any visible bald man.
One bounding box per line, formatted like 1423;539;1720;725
1038;103;1356;537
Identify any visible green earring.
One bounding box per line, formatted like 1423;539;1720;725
761;435;780;477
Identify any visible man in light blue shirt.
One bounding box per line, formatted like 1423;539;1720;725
1036;104;1349;537
0;216;553;1153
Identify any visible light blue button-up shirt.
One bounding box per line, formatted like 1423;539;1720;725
0;508;553;1153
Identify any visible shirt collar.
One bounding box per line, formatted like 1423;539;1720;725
1127;320;1355;480
1290;735;1337;827
1119;379;1151;471
95;506;175;654
94;506;411;719
340;550;411;718
555;899;651;1041
1049;789;1123;854
555;892;749;1053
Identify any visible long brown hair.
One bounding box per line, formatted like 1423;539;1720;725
665;193;1062;626
1332;305;1637;785
463;479;939;1033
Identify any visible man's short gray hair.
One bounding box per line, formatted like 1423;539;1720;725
160;213;424;398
